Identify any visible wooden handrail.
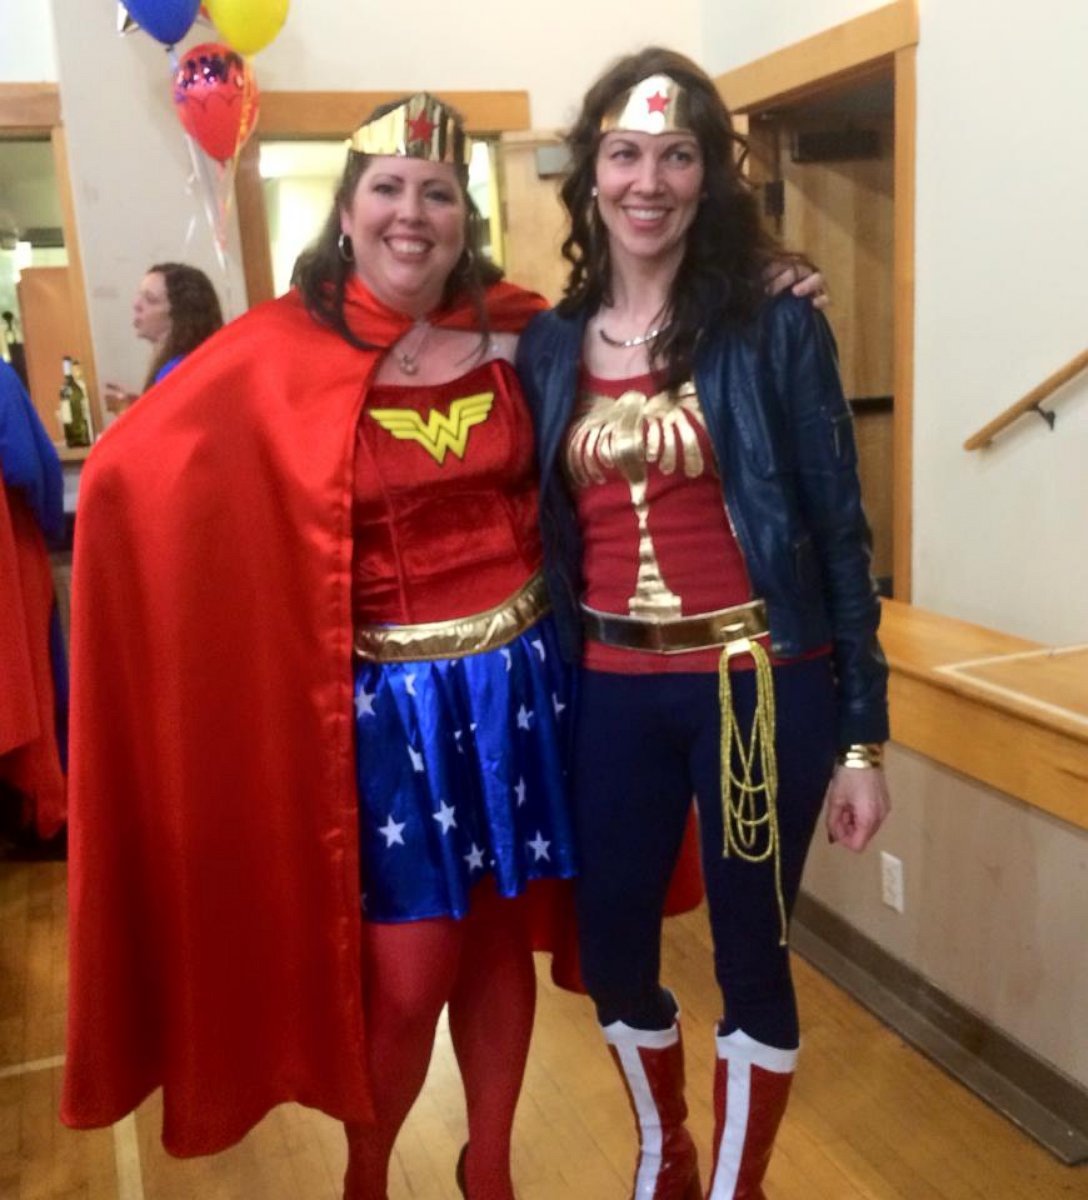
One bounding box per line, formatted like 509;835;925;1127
964;346;1088;450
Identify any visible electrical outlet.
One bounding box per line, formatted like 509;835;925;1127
880;851;905;913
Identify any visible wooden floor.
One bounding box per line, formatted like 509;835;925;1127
2;861;1085;1199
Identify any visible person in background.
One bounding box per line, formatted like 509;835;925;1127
518;47;890;1200
103;262;223;414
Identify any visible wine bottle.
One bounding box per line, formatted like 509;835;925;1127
71;359;95;442
60;355;91;448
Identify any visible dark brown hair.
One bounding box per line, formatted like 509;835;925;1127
143;263;223;391
292;97;502;350
559;47;794;388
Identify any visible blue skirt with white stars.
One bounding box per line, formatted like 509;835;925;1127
353;613;577;922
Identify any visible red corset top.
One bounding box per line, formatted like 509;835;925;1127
352;358;542;626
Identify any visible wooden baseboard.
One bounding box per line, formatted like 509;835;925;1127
792;892;1088;1165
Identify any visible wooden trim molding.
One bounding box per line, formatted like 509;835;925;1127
715;0;918;113
235;138;275;309
51;126;103;433
0;83;61;130
258;90;531;139
881;599;1088;833
892;45;916;599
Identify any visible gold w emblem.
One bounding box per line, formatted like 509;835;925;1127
368;392;495;464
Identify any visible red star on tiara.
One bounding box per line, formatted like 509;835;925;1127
646;91;670;115
407;112;437;142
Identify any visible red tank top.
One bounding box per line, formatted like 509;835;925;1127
565;370;827;674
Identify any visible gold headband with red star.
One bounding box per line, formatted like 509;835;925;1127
599;74;694;135
349;93;471;167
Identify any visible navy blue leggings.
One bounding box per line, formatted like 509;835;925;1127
572;657;837;1049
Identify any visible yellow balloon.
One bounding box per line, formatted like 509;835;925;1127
205;0;288;56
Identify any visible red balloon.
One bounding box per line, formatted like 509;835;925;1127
172;41;260;162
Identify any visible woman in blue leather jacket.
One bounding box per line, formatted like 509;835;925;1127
517;47;890;1200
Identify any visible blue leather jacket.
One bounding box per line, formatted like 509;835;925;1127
516;291;889;747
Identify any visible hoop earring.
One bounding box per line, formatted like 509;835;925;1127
337;233;354;263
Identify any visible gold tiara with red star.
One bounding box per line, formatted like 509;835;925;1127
599;74;694;135
349;92;471;166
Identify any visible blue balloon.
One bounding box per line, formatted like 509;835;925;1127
123;0;200;46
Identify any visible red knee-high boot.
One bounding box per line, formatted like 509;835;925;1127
603;1018;701;1200
705;1030;796;1199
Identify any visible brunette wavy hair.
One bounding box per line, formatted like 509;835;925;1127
143;263;223;391
559;47;796;388
292;97;502;350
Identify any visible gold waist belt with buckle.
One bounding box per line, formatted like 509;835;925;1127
581;597;769;653
354;572;550;663
582;596;788;946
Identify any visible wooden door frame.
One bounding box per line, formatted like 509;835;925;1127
234;90;532;310
715;0;918;600
0;83;102;434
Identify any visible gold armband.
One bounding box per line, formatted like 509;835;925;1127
837;743;884;770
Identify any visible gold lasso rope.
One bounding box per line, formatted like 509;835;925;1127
718;637;788;945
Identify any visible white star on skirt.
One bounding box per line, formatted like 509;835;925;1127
379;815;406;847
433;799;457;834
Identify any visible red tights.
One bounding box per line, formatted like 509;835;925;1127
343;879;536;1200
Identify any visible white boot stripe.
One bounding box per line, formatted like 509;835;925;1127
602;1022;681;1198
708;1057;750;1200
611;1042;665;1197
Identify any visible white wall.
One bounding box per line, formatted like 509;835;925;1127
702;0;886;75
0;0;57;80
910;1;1088;643
253;0;702;130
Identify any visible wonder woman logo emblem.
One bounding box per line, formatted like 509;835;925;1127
368;392;495;464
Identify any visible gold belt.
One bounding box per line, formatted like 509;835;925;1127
354;572;550;663
581;598;769;655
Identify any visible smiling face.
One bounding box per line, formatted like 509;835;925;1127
340;156;467;317
132;271;172;344
593;130;705;273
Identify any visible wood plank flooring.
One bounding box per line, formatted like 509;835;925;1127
2;860;1084;1199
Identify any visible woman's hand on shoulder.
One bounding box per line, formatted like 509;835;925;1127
764;260;830;311
825;764;890;852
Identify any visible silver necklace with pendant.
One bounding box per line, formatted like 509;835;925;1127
597;306;669;349
394;320;432;375
598;324;667;349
